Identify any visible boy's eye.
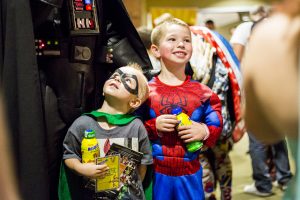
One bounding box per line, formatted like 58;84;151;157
168;38;176;41
184;39;191;43
125;77;132;83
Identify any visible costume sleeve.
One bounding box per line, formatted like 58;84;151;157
135;103;160;141
144;118;160;140
137;120;153;165
62;120;83;161
202;93;223;147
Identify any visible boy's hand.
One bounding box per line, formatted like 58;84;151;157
75;163;109;179
177;121;208;143
156;114;178;132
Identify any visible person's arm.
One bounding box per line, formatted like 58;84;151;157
232;43;245;61
230;22;253;61
0;98;21;200
137;165;147;181
64;158;87;176
137;119;153;181
142;104;177;140
64;158;109;178
63;119;108;178
177;92;222;147
177;120;210;147
136;103;160;140
144;118;160;140
242;13;300;143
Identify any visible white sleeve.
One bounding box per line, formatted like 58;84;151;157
230;22;253;46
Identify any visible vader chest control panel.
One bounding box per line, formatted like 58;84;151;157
68;0;100;35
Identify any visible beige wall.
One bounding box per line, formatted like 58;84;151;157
123;0;273;40
123;0;146;27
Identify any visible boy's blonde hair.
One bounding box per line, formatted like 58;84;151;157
151;18;190;46
126;63;149;104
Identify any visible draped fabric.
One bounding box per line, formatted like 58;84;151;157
0;0;50;199
190;26;244;142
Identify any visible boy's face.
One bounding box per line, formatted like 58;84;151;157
103;67;140;101
152;24;192;68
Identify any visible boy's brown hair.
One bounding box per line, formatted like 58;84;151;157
151;18;190;46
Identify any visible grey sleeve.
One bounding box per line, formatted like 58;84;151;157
62;120;83;161
137;120;153;165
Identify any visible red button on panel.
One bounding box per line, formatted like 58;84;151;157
85;4;92;11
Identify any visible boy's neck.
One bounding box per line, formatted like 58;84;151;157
98;101;128;115
158;66;187;85
96;102;128;130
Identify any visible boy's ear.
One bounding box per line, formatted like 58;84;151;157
129;98;142;110
150;44;160;59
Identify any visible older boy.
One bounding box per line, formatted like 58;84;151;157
144;18;223;200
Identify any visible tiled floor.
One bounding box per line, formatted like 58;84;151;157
216;134;295;200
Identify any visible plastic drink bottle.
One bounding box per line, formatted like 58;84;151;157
171;107;203;153
81;129;100;163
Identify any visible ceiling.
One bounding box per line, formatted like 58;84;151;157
146;0;274;9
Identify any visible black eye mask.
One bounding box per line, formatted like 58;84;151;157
111;69;139;95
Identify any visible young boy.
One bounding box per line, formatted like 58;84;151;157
63;64;153;199
144;18;223;200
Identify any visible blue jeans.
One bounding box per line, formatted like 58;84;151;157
248;133;292;193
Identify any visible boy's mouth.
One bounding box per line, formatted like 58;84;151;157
173;51;187;57
174;53;187;58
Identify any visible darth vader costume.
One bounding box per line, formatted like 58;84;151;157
0;0;152;199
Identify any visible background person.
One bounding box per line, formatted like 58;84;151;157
205;19;216;30
242;0;300;199
137;27;161;73
230;6;268;61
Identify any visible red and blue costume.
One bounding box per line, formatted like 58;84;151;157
144;76;223;200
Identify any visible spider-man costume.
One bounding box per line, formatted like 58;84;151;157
144;76;222;200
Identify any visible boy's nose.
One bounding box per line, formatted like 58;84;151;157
113;76;121;82
177;41;185;47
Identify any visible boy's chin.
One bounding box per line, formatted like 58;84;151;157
103;88;120;97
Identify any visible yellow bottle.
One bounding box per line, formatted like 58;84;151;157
81;129;100;163
172;107;203;153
